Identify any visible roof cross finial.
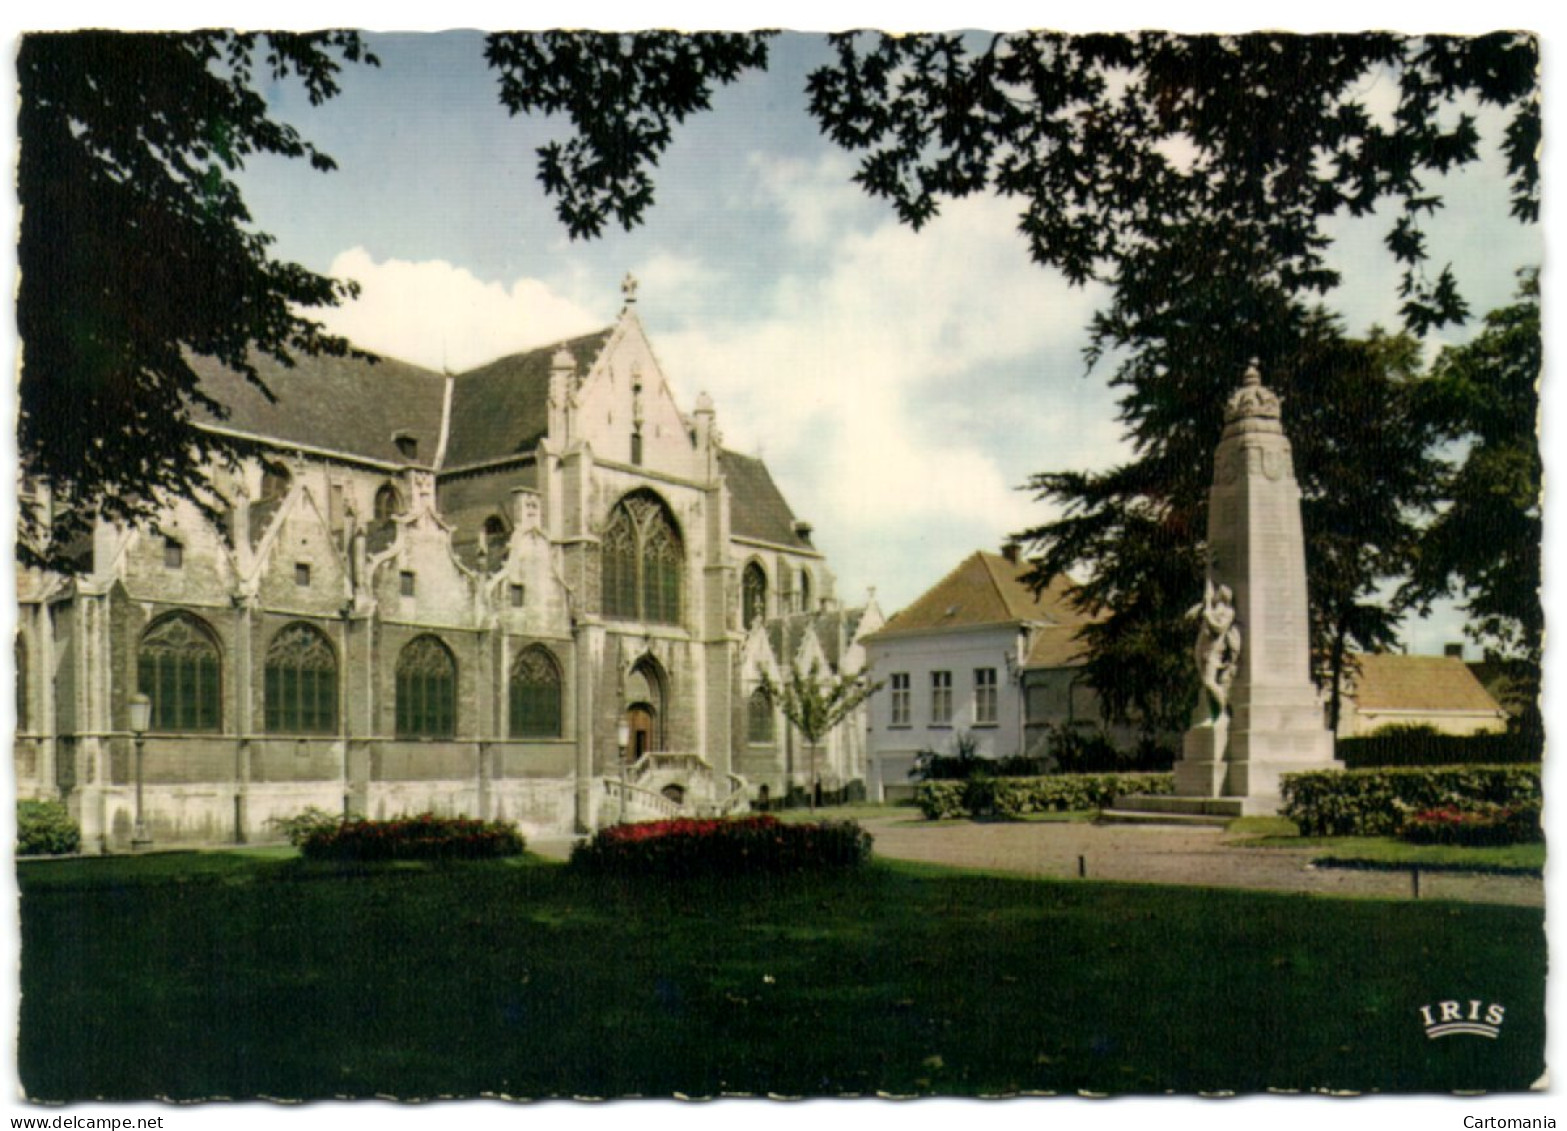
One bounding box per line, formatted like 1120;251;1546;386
621;271;639;309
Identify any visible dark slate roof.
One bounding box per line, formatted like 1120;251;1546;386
722;450;814;551
763;606;869;671
187;349;446;465
443;330;612;470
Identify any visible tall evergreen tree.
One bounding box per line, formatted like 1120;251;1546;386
1400;271;1543;735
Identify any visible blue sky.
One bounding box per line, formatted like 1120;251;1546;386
221;28;1542;655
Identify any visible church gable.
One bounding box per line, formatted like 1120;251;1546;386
572;314;703;480
253;487;349;614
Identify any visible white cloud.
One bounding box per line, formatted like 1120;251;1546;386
313;248;602;371
651;156;1127;609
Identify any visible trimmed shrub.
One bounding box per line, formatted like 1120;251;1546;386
300;813;525;862
17;800;81;856
1336;729;1541;769
569;815;873;877
1281;766;1542;837
915;773;1175;820
266;806;349;847
1398;801;1543;847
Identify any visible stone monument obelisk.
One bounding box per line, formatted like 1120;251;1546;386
1170;362;1340;813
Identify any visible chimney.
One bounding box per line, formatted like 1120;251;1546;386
792;520;814;545
1001;539;1020;565
1444;642;1465;660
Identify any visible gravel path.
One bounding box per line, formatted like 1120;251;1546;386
857;816;1542;906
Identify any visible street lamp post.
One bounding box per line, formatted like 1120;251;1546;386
617;717;629;820
616;719;631;824
128;692;152;849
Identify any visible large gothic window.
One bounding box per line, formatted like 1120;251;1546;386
600;492;684;625
396;635;456;739
264;623;338;734
138;613;222;732
747;686;774;744
510;645;563;738
742;562;767;629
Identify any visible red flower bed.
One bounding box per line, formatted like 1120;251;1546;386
300;813;526;862
1398;801;1542;847
570;814;873;877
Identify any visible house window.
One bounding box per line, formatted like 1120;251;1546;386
742;562;767;629
400;571;416;597
974;667;998;725
747;687;774;744
396;635;456;739
138;613;221;732
889;672;910;727
295;563;311;587
631;430;643;466
600;491;684;625
509;645;562;739
163;539;184;569
509;583;526;608
394;432;419;460
930;671;952;725
264;623;337;734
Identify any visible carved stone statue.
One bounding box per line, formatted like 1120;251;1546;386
1193;579;1242;723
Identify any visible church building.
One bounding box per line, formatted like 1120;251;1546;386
15;279;881;850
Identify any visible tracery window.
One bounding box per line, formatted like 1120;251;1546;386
747;686;774;744
509;646;563;738
600;492;684;625
264;623;338;734
742;562;767;630
396;635;456;739
138;613;222;732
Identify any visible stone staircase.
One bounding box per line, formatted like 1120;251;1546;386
600;751;750;825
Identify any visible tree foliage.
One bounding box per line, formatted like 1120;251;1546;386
1018;232;1439;733
487;31;1537;732
485;32;774;238
760;660;881;807
1400;271;1542;730
17;31;378;569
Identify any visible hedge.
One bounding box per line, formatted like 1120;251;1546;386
300;813;526;862
915;773;1175;820
1399;801;1543;847
17;800;81;857
1336;729;1541;769
569;815;873;877
1280;766;1542;837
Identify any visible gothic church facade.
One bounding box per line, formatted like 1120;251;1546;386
15;284;881;850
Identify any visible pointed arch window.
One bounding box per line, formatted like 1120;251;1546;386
264;623;338;734
396;635;456;738
138;613;222;732
747;686;774;744
510;645;563;738
600;492;684;625
798;568;812;613
742;562;768;629
374;484;404;522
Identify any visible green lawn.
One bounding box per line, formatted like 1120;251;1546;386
17;851;1544;1100
1226;824;1545;874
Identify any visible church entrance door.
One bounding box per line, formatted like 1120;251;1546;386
626;704;656;763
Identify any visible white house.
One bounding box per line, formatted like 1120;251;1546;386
861;547;1093;800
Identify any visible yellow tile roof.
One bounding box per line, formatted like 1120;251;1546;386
1349;653;1505;714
